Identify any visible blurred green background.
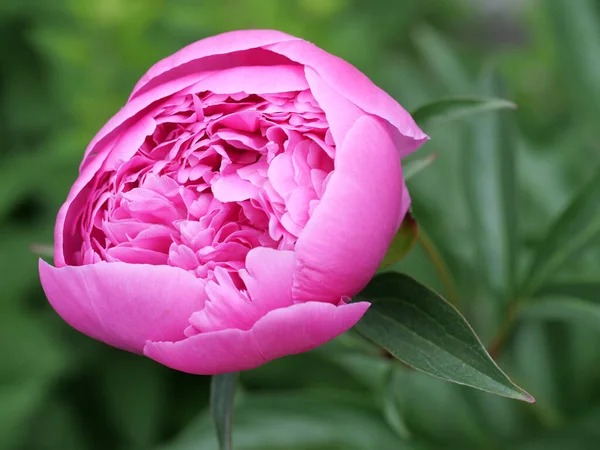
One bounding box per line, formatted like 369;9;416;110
2;0;600;449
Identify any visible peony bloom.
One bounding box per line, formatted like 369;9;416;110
39;30;427;374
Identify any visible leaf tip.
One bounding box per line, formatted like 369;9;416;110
515;390;536;404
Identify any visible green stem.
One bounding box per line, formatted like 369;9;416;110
488;303;519;360
210;372;238;450
418;228;460;307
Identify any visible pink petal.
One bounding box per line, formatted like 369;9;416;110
130;30;301;99
398;181;412;230
267;152;296;198
39;260;205;353
239;247;295;312
286;187;314;226
57;114;158;267
143;301;369;374
304;67;365;147
293;116;406;303
189;268;259;333
106;246;168;265
187;65;308;95
265;39;428;156
212;174;259;202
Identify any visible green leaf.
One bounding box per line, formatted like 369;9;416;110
210;372;238;450
523;165;600;293
315;334;392;391
520;298;600;331
379;213;418;269
513;323;563;427
390;369;489;446
535;281;600;303
544;0;600;119
517;433;600;450
380;367;411;440
463;74;518;299
354;273;534;402
159;392;406;450
403;153;438;181
411;25;471;93
415;226;461;307
514;406;600;450
411;97;516;129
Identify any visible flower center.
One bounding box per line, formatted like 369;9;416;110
75;90;335;281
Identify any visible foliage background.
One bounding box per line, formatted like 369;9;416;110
1;0;600;449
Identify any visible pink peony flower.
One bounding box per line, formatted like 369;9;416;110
39;30;427;374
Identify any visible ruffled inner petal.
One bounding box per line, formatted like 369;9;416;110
65;68;347;334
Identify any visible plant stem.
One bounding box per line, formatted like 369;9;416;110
488;303;519;360
418;228;460;307
210;372;238;450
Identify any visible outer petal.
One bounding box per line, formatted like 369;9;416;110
265;39;428;156
399;182;412;229
39;260;205;353
293;116;405;303
130;29;301;99
126;29;427;156
143;301;369;374
184;65;308;95
304;66;365;146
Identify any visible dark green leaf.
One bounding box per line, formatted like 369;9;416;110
412;97;516;129
354;273;534;402
379;213;418;269
523;166;600;293
463;74;518;299
210;373;238;450
403;153;438;181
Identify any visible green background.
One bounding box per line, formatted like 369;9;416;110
2;0;600;449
